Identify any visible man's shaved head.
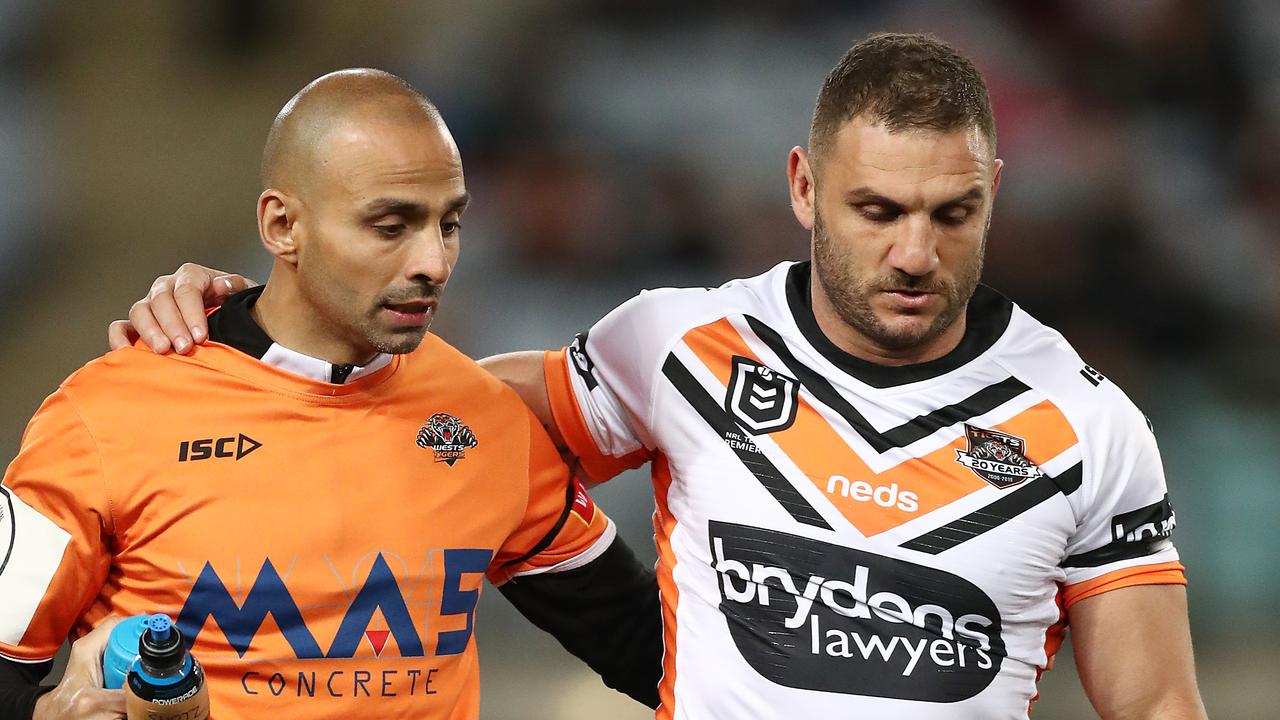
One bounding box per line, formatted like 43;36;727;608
251;67;467;365
260;68;445;193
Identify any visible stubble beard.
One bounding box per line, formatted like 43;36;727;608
360;282;444;355
811;209;986;354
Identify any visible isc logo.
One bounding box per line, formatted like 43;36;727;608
178;434;262;462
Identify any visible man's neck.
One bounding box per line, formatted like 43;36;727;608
252;279;379;366
809;273;967;367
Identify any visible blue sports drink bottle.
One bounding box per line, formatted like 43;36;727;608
121;614;211;720
102;615;149;689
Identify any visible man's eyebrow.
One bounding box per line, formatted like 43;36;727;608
362;192;471;216
447;192;471;213
363;198;427;217
844;187;904;206
843;186;985;207
939;187;985;206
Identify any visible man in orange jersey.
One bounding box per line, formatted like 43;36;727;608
109;34;1207;720
0;69;661;719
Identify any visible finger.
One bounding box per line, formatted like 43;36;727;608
128;300;171;354
67;616;124;672
173;276;211;345
92;687;127;716
69;687;126;718
107;320;138;351
208;273;255;303
147;279;194;355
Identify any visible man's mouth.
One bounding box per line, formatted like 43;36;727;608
382;300;436;327
882;288;936;309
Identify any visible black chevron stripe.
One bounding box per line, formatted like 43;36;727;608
743;315;1031;454
899;462;1084;554
661;354;832;530
1061;536;1172;569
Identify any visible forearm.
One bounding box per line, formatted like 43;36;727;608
498;534;662;708
0;656;55;720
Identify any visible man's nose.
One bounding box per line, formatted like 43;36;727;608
886;215;939;277
404;227;452;285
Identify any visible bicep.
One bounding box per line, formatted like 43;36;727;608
1069;584;1206;719
480;351;564;447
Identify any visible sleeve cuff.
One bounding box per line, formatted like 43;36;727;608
1062;561;1186;609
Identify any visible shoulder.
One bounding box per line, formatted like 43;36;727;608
401;334;534;417
58;344;198;403
593;262;791;347
992;302;1153;455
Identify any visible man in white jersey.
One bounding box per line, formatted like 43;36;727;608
112;33;1205;719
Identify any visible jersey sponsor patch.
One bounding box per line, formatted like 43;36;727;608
416;413;478;467
709;520;1004;701
725;356;799;434
0;486;72;645
569;476;597;525
568;332;599;391
954;424;1043;489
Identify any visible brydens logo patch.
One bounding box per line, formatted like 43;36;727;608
710;520;1004;701
416;413;477;467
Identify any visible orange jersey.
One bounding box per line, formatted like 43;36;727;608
0;319;610;718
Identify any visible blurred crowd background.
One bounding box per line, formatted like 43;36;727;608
1;1;1277;717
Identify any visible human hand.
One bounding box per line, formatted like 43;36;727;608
107;263;256;354
31;617;126;720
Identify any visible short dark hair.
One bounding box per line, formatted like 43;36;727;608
809;33;996;164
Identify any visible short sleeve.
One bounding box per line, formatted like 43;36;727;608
0;390;113;660
487;410;616;586
543;290;703;483
1060;403;1184;609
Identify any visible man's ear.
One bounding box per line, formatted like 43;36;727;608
257;189;300;265
788;146;816;231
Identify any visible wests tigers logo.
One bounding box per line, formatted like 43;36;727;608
416;413;478;467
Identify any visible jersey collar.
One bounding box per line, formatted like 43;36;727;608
784;261;1013;388
206;286;392;385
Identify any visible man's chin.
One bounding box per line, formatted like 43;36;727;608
371;328;430;355
864;315;946;353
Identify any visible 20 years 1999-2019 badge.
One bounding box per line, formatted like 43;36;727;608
954;424;1043;490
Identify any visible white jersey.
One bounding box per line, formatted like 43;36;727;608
543;261;1184;719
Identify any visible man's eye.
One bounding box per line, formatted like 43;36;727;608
936;208;972;226
442;221;461;236
374;224;406;237
859;205;900;222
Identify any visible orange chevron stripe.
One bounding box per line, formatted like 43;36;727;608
653;454;680;719
682;319;1078;536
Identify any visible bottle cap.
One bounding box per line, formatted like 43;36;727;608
137;614;187;677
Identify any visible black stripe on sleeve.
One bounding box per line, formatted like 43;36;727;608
900;462;1084;554
662;354;833;530
0;487;17;576
743;316;1031;453
500;462;578;570
1062;537;1173;568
